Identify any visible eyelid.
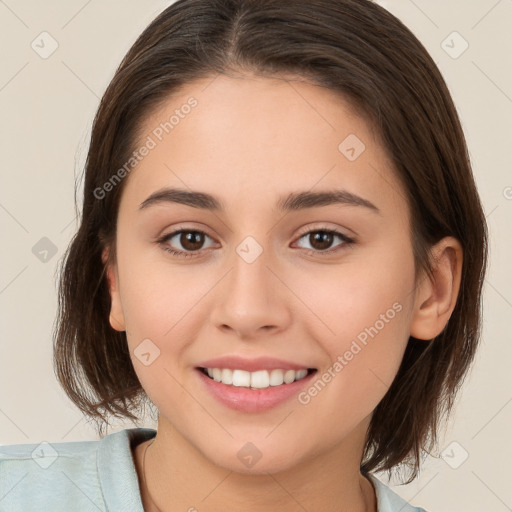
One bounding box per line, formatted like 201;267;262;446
294;223;355;239
156;226;218;252
291;226;355;252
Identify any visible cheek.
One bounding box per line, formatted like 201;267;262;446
297;242;415;340
115;242;216;396
115;234;193;339
112;242;185;395
293;244;416;407
116;258;196;413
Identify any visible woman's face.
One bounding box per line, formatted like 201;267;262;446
106;74;420;474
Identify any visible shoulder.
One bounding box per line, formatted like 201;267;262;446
0;427;156;512
367;474;429;512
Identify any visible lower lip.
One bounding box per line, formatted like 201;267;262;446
196;368;317;413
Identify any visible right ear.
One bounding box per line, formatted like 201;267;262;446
101;247;126;332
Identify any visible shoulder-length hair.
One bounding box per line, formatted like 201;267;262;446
53;0;488;483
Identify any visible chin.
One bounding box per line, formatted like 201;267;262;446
199;437;307;476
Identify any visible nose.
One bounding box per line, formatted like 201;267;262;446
210;242;292;340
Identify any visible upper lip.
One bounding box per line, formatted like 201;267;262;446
196;355;315;372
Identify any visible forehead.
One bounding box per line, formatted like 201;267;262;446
122;73;406;219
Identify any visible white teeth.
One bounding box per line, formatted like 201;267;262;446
203;368;311;388
250;370;269;389
269;369;284;386
232;370;251;387
221;368;233;385
295;369;308;380
283;369;296;384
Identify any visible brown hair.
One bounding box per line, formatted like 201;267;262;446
53;0;488;483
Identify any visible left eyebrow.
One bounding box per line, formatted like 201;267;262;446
138;187;381;214
276;189;380;214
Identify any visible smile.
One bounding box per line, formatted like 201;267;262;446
200;367;315;389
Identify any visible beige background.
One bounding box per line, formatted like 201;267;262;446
1;1;511;510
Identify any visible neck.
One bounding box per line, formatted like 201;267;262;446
134;417;377;512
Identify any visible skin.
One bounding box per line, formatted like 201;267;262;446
103;73;462;512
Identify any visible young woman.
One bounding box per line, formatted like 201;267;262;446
0;1;487;511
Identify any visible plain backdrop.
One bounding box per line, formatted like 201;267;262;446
0;1;511;511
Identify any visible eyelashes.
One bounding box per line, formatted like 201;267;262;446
157;229;216;258
156;227;355;259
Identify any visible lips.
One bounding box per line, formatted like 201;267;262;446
194;355;318;412
196;366;318;413
196;355;315;373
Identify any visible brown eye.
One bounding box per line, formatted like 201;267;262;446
295;229;354;255
308;231;335;250
157;229;216;258
178;231;205;251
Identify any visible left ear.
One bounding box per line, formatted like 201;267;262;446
410;236;463;340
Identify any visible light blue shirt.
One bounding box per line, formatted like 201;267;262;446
0;428;427;511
